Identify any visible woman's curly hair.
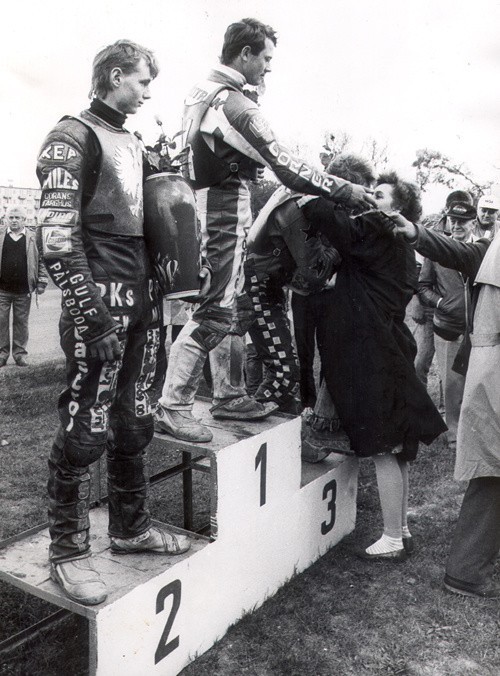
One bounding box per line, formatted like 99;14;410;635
377;171;422;223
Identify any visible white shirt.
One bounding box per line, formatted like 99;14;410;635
6;226;26;242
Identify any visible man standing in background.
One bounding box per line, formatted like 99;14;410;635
418;201;477;450
0;205;47;367
472;193;500;240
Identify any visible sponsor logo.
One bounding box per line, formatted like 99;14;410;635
38;208;78;225
42;168;79;191
90;359;121;432
268;141;333;193
42;226;72;255
185;86;209;106
41;190;77;209
166;260;179;285
249;114;270;137
39;143;79;163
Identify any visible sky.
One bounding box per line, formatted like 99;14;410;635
2;0;500;213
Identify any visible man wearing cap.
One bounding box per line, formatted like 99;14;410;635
417;200;476;450
472;194;500;240
0;205;48;367
409;190;474;388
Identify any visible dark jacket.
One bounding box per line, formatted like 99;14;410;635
301;199;446;458
246;189;340;294
0;226;48;294
412;225;491;373
418;258;466;339
36;101;152;345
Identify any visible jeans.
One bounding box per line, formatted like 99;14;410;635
0;290;31;361
434;334;465;446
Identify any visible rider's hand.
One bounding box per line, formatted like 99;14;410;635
88;332;122;361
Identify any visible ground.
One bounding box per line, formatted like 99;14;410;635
0;292;498;675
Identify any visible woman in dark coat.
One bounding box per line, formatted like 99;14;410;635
303;160;446;560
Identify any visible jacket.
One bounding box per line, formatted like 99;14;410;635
412;224;498;480
418;257;466;338
300;200;446;458
0;226;48;294
182;65;354;202
246;187;341;294
36;102;151;344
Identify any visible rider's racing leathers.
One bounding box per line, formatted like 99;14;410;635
37;100;160;562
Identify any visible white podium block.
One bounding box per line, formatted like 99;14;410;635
0;404;358;675
214;416;301;538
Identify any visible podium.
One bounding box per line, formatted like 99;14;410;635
0;401;358;675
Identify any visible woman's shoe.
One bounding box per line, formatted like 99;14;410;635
356;548;407;562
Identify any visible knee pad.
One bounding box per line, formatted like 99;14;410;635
63;437;107;468
191;322;226;351
113;421;154;456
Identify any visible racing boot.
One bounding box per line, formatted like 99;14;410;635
110;526;191;555
50;556;107;605
107;451;151;542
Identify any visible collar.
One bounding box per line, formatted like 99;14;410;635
90;98;127;129
7;226;26;238
210;64;247;90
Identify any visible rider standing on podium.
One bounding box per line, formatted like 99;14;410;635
37;40;191;607
154;17;376;443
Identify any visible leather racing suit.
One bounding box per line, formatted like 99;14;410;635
160;64;354;413
244;187;340;408
36;100;161;563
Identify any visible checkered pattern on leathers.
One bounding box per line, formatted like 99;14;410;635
247;274;300;405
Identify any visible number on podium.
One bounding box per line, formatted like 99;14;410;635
321;479;337;535
255;442;267;506
154;579;182;665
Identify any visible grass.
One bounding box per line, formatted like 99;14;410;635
0;363;498;675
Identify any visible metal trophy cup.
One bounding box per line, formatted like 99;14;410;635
143;172;201;299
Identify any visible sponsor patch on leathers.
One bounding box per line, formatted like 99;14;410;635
42;226;72;255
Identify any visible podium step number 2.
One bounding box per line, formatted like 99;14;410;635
0;412;358;676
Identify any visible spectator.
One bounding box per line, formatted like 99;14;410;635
418;201;476;450
0;205;47;367
410;191;473;386
36;40;190;607
389;210;499;598
472;193;500;240
154;17;375;443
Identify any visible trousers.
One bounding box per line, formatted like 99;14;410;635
434;334;465;446
291;290;335;408
159;317;250;409
445;477;500;588
48;279;161;562
245;271;300;409
0;290;32;360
